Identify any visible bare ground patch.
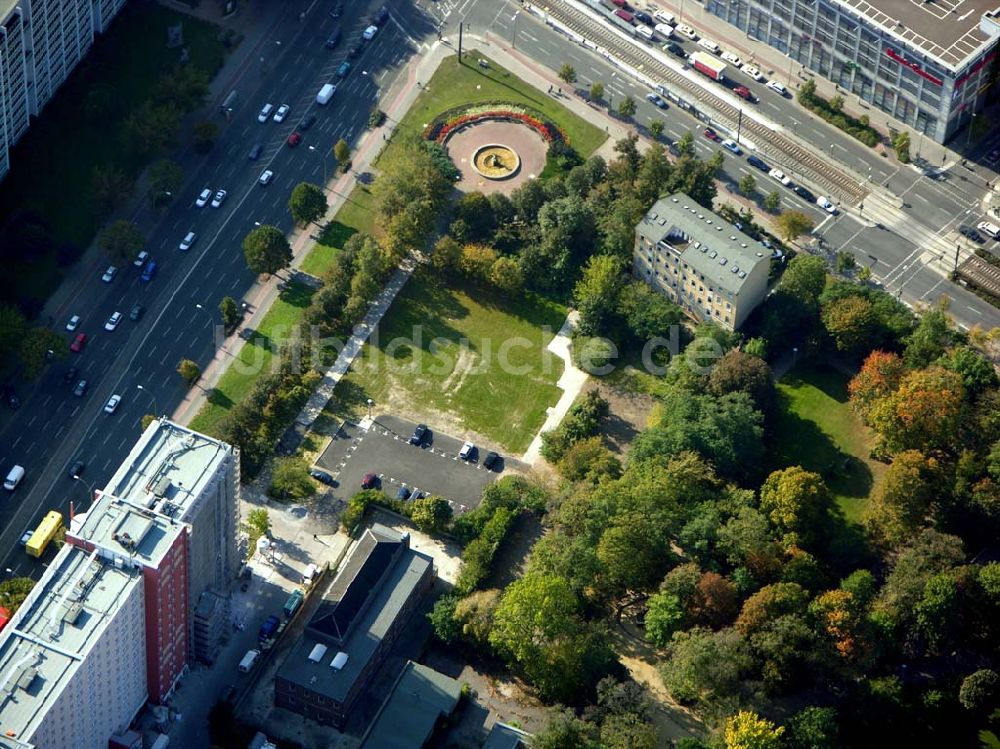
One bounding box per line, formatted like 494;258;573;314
584;378;658;457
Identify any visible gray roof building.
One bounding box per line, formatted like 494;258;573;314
359;660;463;749
275;525;434;728
634;195;771;330
482;722;533;749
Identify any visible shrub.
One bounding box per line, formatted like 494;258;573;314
424;141;461;181
268;457;316;501
455;506;518;594
540;390;609;463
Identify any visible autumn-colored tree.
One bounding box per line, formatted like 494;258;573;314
759;467;832;549
690;571;739;628
458;243;499;281
809;588;868;661
453;589;501;646
735;582;809;636
822;295;878;357
866;450;939;548
724;710;785;749
848;350;905;423
868;366;964;454
707;349;776;414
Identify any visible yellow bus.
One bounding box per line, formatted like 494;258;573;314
26;511;63;558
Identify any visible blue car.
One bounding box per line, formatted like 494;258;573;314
747;154;769;171
336;61;351;79
140;259;157;282
395;485;412;500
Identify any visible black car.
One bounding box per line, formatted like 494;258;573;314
483;451;500;471
372;5;389;25
646;93;667;109
330;2;343;18
395;485;412;500
3;386;18;410
347;41;362;59
309;469;336;486
409;423;429;445
63;366;79;384
792;184;815;202
69;460;85;479
747;155;769;171
248;143;263;161
130;303;145;321
634;10;654;25
325;29;341;49
298;113;317;131
959;225;984;243
665;42;686;58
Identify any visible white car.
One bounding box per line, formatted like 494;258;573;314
133;249;149;268
273;104;290;123
768;168;792;186
766;79;788;96
259;169;274;185
65;315;81;332
741;63;763;81
104;394;121;414
459;441;475;460
211;189;227;208
180;231;196;251
195;188;212;207
104;311;123;332
675;23;697;40
816;196;837;214
101;265;118;283
363;24;379;40
721;50;743;66
978;221;1000;239
257;103;274;123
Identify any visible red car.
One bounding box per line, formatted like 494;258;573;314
733;86;755;102
286;131;302;147
69;333;87;352
703;128;721;142
361;472;379;489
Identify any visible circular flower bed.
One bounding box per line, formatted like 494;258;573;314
422;102;569;147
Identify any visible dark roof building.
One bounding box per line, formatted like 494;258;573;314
482;722;532;749
274;525;434;729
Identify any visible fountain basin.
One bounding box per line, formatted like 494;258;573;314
471;143;521;180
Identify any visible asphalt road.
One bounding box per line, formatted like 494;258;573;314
0;0;422;578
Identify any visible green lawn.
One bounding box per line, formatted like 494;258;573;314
381;50;607;167
769;364;885;524
189;281;315;435
0;3;230;310
327;269;568;453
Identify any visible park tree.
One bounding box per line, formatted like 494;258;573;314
122;101;181;158
244;508;271;556
458;243;498;282
848;350;905;422
534;710;599;749
600;713;658;749
558;63;577;83
428;594;461;644
660;626;751;704
724;710;785;749
98;219;144;265
90;164;134;217
450;191;496;243
781;254;828;306
618;281;682;342
736;582;809;636
913;570;961;651
690;571;739;628
810;588;868;662
775;210;815;243
411;495;453;533
893;131;911;163
822;296;878;357
750;613;820;692
937;344;998;394
867;366;964;454
764;190;781;213
676;131;695;156
589;81;605;101
786;706;839;749
176;358;200;386
453;589;501;646
155;64;209;110
707;349;775;414
959;669;1000;712
192;120;219;153
597;512;674;597
18;328;66;379
904;307;954;367
618;96;637;118
219;296;241;330
558;436;622;484
268;457;316;500
431;235;462;273
288;182;328;225
333;138;351;171
739;173;757;196
759;467;832;549
574;254;624;336
148;159;183;204
488;255;525;293
645;591;686;647
649;120;665;141
635;143;673;205
242;225;292;276
866;450;939;548
0;306;27;360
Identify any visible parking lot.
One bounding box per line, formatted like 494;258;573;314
316;415;515;510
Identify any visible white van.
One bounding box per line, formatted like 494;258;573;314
654;10;675;25
301;563;319;585
978;221;1000;239
654;23;674;39
697;37;721;54
4;465;24;491
721;50;743;66
316;83;336;105
634;25;654;42
238;649;260;673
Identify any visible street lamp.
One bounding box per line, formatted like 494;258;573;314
194;303;215;333
308;145;329;186
136;384;158;417
367;398;374;420
73;475;98;502
511;12;520;49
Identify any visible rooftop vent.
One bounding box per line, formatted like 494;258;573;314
650;213;658;220
657;217;667;225
731;266;739;273
671;197;679;202
709;251;718;259
152;476;171;498
331;652;349;671
308;644;328;663
719;257;728;265
716;226;723;231
740;243;748;248
693;241;701;248
729;235;737;241
700;245;708;253
738;271;747;278
756;252;764;257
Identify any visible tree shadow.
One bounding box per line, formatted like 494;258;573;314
277;280;315;309
207;388;234;409
317;219;356;250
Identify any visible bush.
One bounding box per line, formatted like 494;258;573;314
342;489;382;531
424;141;461;181
455;506;518;594
797;84;881;148
540;390;609;463
451;476;547;544
571;335;616;373
268;457;316;501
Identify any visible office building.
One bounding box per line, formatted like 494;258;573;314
0;0;127;179
703;0;1000;143
275;525;434;729
634;195;771;330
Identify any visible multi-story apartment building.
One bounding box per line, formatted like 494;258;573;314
703;0;1000;143
0;0;127;179
634;194;772;330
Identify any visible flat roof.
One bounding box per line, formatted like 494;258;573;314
483;723;532;749
277;527;433;704
0;546;141;743
637;195;770;296
70;492;181;568
833;0;999;70
359;661;462;749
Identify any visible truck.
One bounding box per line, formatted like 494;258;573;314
316;83;336;105
690;51;726;82
258;614;280;642
26;511;63;558
283;589;304;618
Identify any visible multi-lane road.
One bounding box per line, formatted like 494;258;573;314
0;0;421;578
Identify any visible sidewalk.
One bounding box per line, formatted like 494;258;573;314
40;0;288;326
